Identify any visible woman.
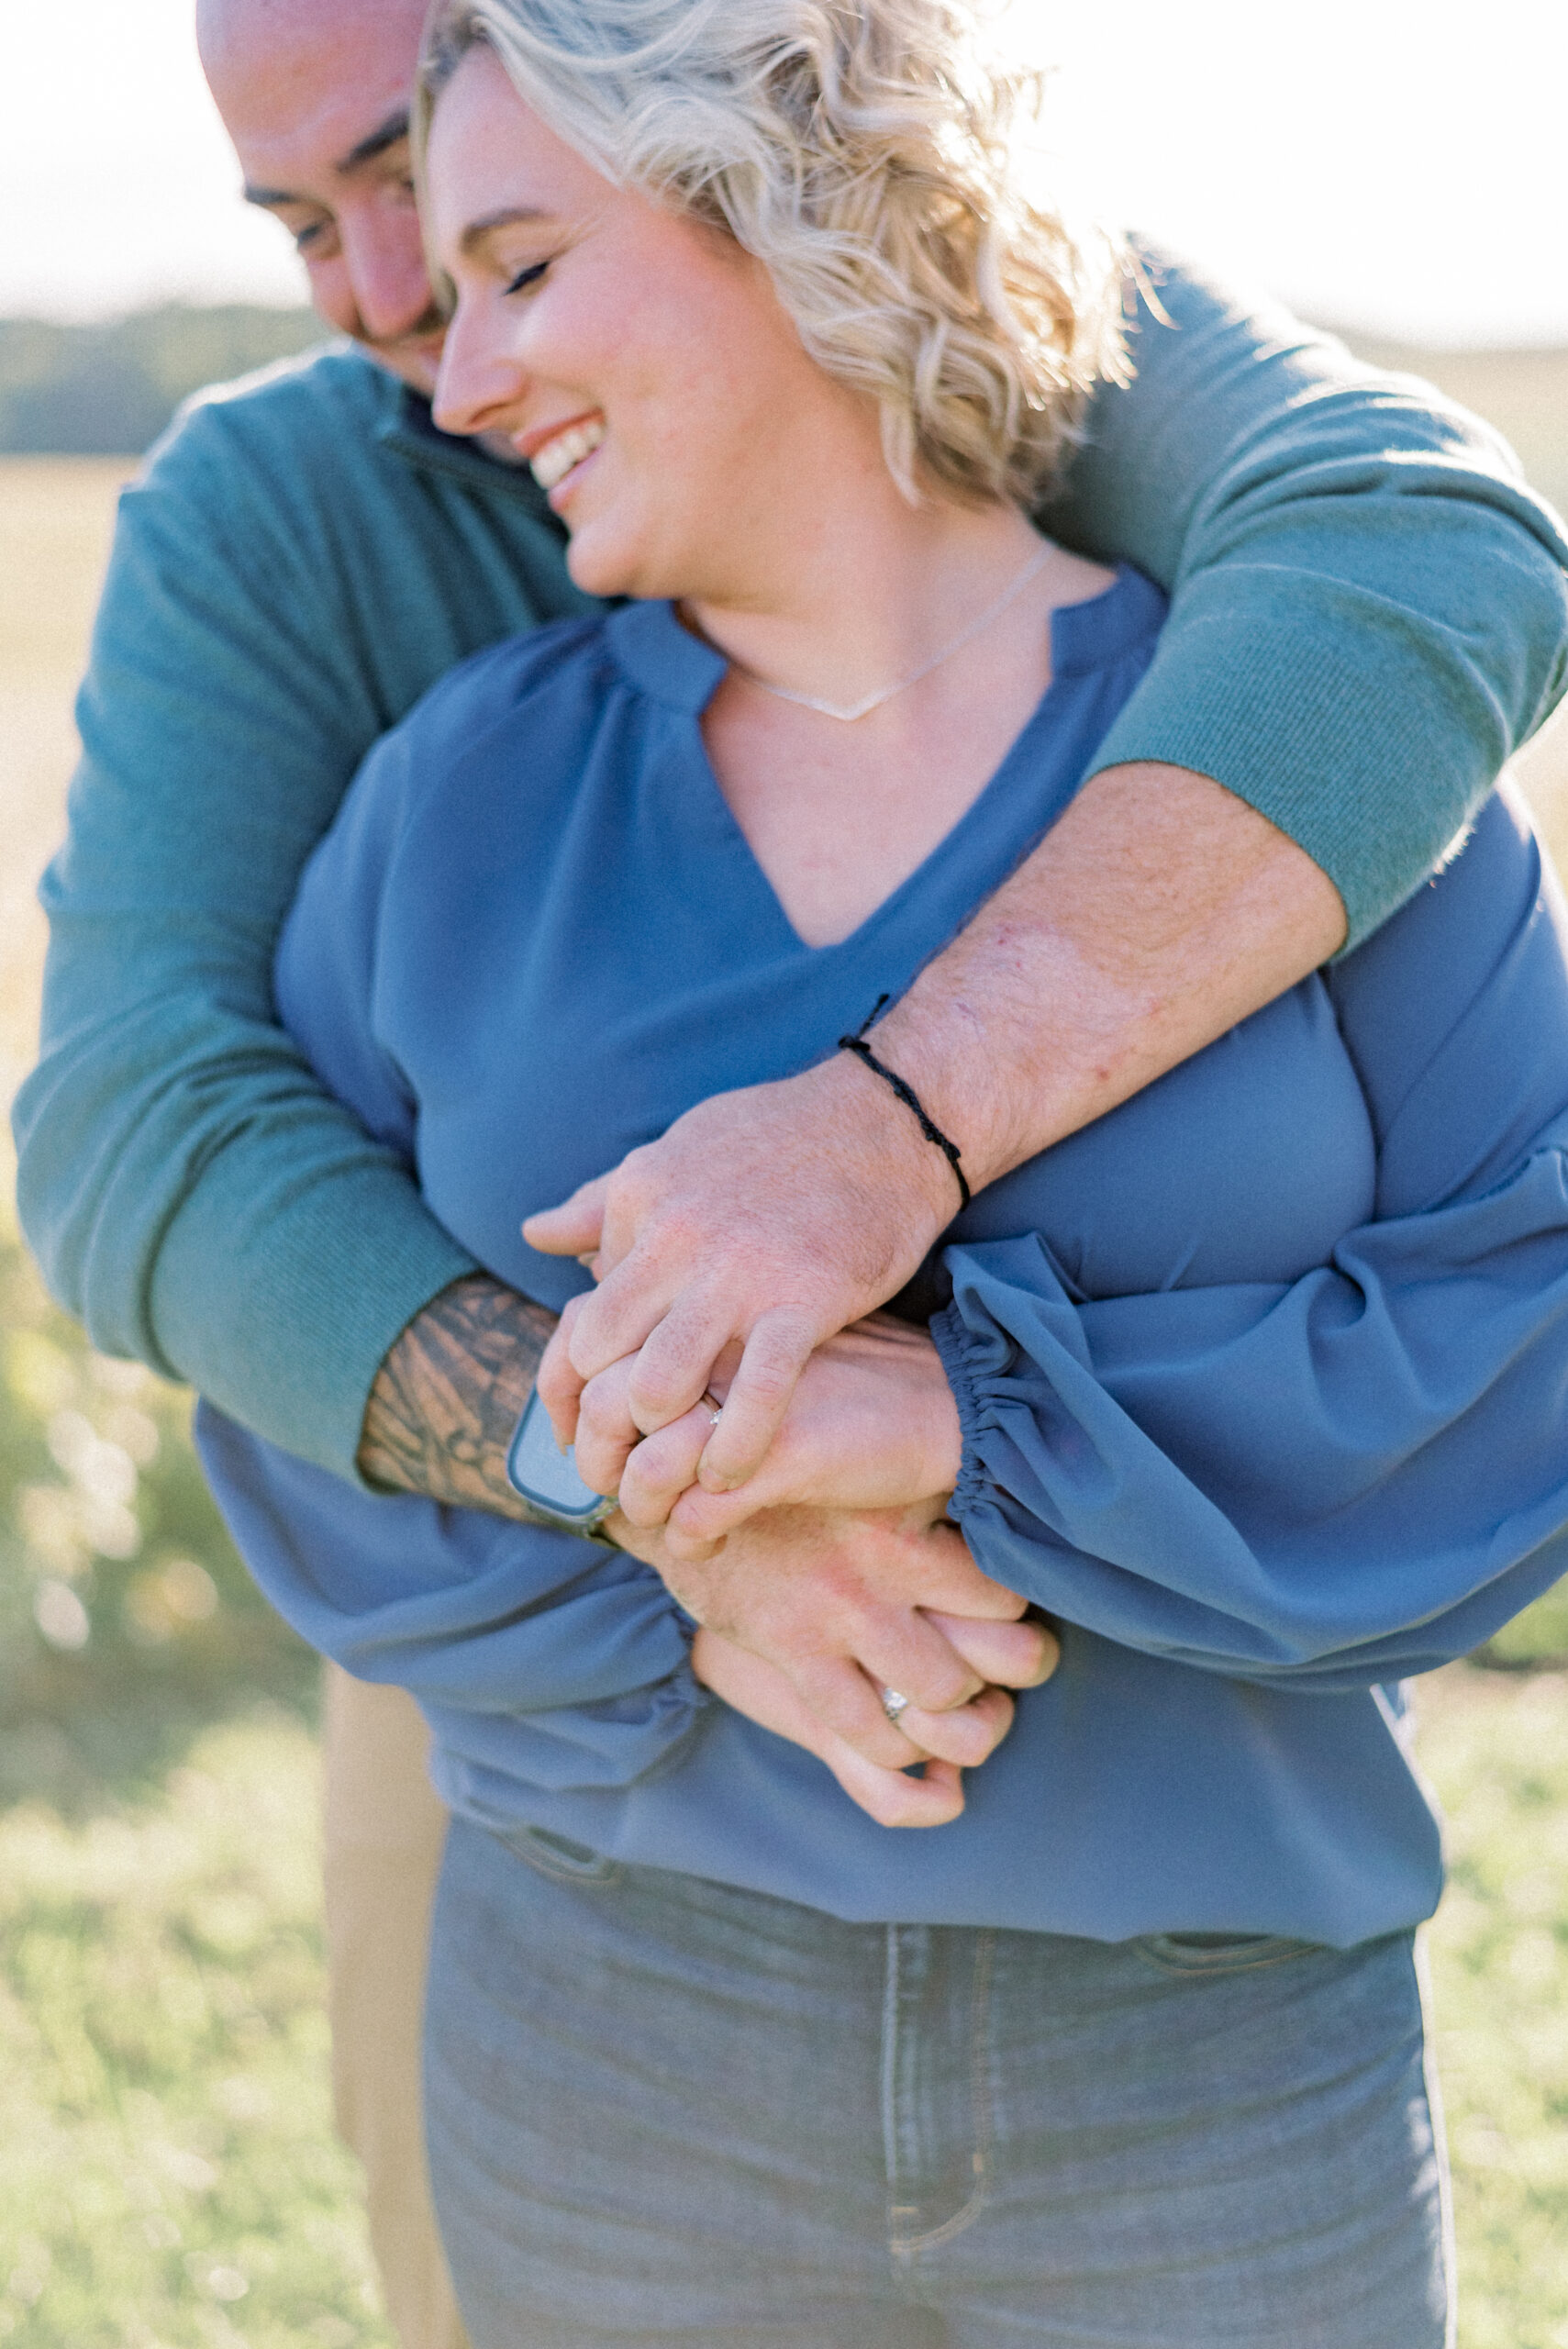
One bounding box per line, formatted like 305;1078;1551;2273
195;0;1568;2339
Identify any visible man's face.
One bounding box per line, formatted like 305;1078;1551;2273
199;0;447;396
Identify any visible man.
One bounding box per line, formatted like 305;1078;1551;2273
15;0;1567;2339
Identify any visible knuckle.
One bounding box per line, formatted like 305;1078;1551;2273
799;1675;875;1748
669;1489;733;1542
566;1315;609;1380
914;1658;982;1713
625;1364;691;1430
573;1386;623;1449
662;1527;718;1565
615;1483;661;1530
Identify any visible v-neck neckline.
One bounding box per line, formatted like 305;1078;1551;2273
606;567;1147;961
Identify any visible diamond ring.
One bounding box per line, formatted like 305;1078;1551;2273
880;1687;911;1724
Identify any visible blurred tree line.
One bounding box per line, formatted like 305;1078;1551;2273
1;307;1565;512
0;306;323;456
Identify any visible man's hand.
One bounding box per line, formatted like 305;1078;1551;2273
606;1497;1054;1770
528;762;1345;1490
528;1048;959;1487
358;1274;557;1520
690;1612;1060;1829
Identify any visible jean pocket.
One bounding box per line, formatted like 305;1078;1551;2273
1131;1931;1320;1978
497;1822;621;1886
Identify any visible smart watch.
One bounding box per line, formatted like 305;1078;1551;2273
506;1387;618;1538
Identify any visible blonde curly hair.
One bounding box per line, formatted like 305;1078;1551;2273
416;0;1127;507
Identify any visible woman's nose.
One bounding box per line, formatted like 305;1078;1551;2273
432;296;526;440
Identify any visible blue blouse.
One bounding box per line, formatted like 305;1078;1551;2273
197;569;1568;1946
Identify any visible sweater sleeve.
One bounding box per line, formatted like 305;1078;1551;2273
1039;248;1568;944
933;788;1568;1687
11;367;499;1480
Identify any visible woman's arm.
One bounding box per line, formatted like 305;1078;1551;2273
930;791;1568;1684
195;1399;708;1792
260;681;1051;1788
651;792;1568;1685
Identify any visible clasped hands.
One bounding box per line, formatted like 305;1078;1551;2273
524;1062;1059;1828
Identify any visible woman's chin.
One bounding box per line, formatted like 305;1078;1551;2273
563;527;678;607
563;526;641;602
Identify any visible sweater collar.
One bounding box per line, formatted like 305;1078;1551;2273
376;382;562;519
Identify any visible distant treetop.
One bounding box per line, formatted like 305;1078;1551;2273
0;306;324;456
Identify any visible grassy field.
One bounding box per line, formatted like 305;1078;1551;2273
2;445;1567;2348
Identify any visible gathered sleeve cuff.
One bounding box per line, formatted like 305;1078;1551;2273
195;1401;707;1790
932;789;1568;1689
932;1130;1568;1690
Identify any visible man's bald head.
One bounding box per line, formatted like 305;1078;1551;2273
200;0;448;396
196;0;433;84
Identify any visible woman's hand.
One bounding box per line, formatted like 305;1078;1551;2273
606;1497;1055;1772
573;1312;962;1553
689;1607;1058;1828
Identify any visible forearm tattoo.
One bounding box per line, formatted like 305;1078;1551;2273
358;1274;560;1522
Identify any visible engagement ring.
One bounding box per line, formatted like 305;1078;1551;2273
880;1687;911;1724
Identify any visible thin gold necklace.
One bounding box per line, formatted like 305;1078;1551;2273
718;540;1053;723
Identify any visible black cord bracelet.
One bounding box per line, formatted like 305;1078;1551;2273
838;996;971;1210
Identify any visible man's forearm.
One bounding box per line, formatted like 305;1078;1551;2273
359;1275;558;1520
876;761;1348;1188
522;763;1349;1486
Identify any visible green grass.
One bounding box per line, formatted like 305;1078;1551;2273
0;1712;387;2349
0;1215;392;2347
0;459;389;2345
1418;1666;1568;2349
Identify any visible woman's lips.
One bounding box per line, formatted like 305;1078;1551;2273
528;415;606;490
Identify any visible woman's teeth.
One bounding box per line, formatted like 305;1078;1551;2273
530;417;605;490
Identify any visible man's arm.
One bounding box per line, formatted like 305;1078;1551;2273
530;761;1341;1481
16;278;1566;1497
359;1275;554;1520
12;353;585;1478
524;259;1568;1482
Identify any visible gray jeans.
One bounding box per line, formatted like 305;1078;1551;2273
426;1817;1453;2347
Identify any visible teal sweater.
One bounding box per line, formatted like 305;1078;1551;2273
15;254;1568;1482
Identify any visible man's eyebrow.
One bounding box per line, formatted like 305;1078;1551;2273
335;108;412;177
241;109;414;210
459;206;556;256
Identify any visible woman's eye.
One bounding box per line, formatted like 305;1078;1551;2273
504;261;550;296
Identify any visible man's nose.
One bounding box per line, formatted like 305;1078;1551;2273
337;208;437;345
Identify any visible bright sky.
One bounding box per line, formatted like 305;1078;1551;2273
4;0;1565;345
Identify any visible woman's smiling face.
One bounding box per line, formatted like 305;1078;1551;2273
426;47;867;605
